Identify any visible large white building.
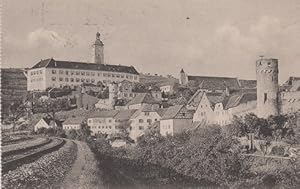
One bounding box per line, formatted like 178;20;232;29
27;33;140;91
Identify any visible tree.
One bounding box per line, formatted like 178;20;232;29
8;100;27;132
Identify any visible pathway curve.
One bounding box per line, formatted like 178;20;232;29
61;140;104;189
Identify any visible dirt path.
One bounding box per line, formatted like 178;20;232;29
61;140;104;189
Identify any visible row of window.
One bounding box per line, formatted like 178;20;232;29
30;77;43;82
51;69;138;80
161;125;171;129
64;126;80;130
31;70;43;75
90;125;112;129
51;77;96;83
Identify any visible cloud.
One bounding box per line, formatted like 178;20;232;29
27;28;76;48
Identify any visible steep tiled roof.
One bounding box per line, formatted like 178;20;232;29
187;90;204;108
206;92;225;105
63;116;86;125
88;110;119;118
225;93;257;109
284;76;300;85
156;108;168;117
114;109;137;120
31;58;139;75
239;79;257;88
161;105;184;120
41;117;61;127
188;75;240;90
126;93;160;106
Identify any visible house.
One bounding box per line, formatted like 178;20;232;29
87;110;119;136
160;105;194;136
114;109;137;129
63;116;86;130
193;91;257;126
34;117;61;132
129;106;164;141
126;93;161;110
77;92;100;110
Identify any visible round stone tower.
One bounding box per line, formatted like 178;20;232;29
256;58;279;118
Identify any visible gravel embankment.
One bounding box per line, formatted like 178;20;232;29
2;140;78;189
61;141;104;189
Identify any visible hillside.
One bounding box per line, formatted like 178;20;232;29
1;68;27;119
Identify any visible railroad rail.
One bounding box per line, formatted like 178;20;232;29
2;138;66;174
2;136;34;146
2;138;52;157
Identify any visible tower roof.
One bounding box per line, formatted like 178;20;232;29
180;68;185;73
95;32;104;46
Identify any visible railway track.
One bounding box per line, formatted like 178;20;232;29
2;138;52;157
2;138;66;174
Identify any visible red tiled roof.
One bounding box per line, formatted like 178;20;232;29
31;58;139;75
88;110;119;118
63;116;86;125
161;105;184;120
126;93;160;106
188;75;240;90
225;93;256;109
239;79;257;88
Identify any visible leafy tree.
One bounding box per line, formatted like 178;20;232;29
8;100;27;132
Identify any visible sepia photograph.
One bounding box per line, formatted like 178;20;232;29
1;0;300;188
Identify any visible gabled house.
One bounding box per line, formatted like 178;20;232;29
34;117;61;132
126;93;161;110
87;110;119;135
63;116;86;130
160;105;194;136
129;106;164;141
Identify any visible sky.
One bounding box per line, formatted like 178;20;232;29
2;0;300;83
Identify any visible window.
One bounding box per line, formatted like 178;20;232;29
40;70;43;74
76;78;80;82
168;125;171;129
109;119;112;123
76;71;80;75
71;71;74;75
65;71;69;75
103;73;107;77
81;71;85;76
98;72;102;76
264;93;267;103
147;119;152;124
112;74;115;77
144;112;150;116
109;126;111;129
81;78;85;82
86;79;90;83
88;120;92;123
59;77;63;81
134;76;137;80
59;70;64;74
70;78;74;82
86;72;90;76
91;79;95;83
121;75;124;78
91;72;95;76
139;126;144;130
139;119;144;123
65;78;69;82
116;74;120;78
52;70;57;74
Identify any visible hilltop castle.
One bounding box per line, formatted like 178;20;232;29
27;33;140;91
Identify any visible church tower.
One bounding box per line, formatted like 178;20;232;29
256;58;279;118
94;32;104;64
179;69;188;85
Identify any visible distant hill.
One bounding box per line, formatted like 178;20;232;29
139;73;179;86
1;68;27;119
